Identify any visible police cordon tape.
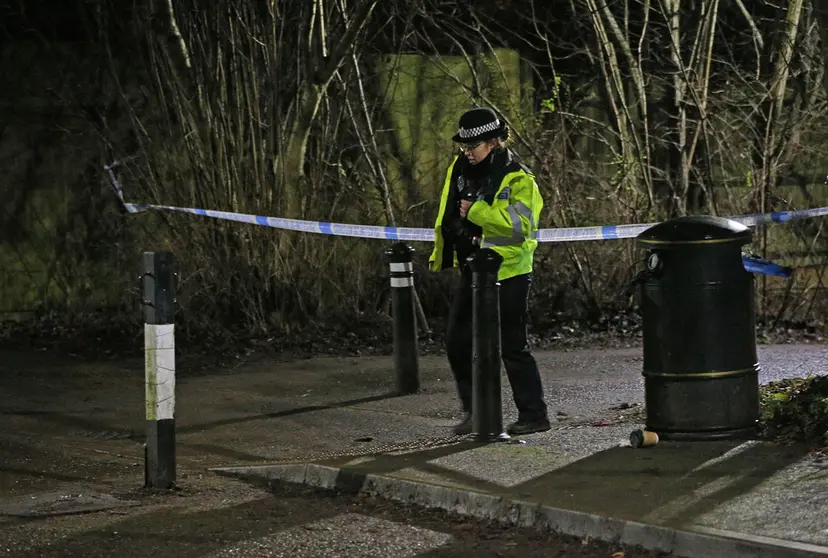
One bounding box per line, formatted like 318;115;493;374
106;164;816;279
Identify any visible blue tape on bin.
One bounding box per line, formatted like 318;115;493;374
741;256;794;278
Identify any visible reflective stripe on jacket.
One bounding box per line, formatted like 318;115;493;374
428;151;543;281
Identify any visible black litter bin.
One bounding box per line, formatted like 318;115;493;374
637;215;760;440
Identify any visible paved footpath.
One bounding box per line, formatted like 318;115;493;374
1;344;828;557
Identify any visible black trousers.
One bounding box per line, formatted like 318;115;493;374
446;270;548;422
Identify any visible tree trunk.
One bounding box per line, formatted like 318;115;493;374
815;2;828;93
278;82;326;219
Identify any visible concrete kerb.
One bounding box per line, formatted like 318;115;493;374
211;462;828;558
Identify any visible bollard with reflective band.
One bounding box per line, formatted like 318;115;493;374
637;216;760;440
385;242;420;395
469;249;510;442
142;251;177;489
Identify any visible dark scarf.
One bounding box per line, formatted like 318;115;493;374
458;147;517;204
463;149;496;180
441;147;516;270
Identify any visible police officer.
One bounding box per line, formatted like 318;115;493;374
429;107;550;436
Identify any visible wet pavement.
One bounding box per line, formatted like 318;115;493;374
1;343;827;557
0;478;670;558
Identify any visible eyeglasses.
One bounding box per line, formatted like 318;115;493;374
460;141;483;153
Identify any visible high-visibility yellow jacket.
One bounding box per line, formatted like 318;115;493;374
428;150;543;281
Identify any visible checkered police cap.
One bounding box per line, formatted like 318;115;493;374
451;107;507;143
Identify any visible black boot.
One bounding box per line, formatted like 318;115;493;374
506;416;551;436
452;413;473;435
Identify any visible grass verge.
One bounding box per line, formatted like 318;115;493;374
760;376;828;449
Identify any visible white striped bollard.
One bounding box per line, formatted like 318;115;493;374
385;243;420;395
142;251;177;489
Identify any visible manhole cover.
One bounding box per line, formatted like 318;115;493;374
0;490;139;517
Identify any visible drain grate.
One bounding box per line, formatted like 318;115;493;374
261;434;473;464
84;430;136;441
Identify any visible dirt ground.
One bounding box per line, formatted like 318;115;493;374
0;348;668;557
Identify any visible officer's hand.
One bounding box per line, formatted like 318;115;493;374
459;200;473;218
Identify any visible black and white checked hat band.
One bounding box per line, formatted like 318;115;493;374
457;119;501;141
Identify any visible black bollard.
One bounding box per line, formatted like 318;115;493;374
142;251;177;489
385;242;420;395
469;248;509;442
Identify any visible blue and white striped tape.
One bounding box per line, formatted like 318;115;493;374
116;200;828;245
105;164;815;277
